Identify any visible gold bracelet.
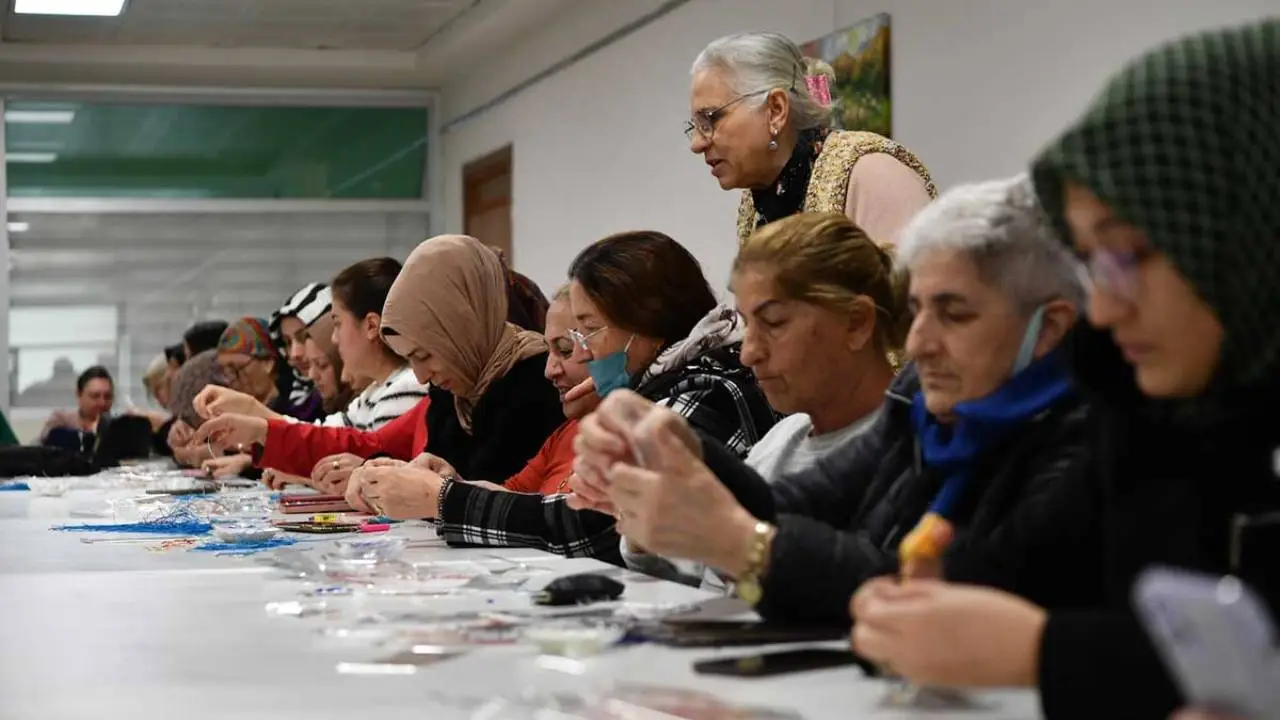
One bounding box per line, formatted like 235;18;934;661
735;521;775;607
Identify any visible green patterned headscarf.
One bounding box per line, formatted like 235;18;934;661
1032;19;1280;394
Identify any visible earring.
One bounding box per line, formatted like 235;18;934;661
768;129;778;151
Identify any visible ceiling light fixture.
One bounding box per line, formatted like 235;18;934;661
4;110;75;124
6;153;58;163
7;222;30;234
14;0;126;16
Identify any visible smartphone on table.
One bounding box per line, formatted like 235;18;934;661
693;647;879;679
1133;566;1280;718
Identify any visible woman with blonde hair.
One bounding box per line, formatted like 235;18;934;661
617;211;908;586
687;31;935;247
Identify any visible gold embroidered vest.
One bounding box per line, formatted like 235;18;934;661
735;130;938;246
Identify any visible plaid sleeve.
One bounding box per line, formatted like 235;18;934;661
438;482;622;564
652;372;774;457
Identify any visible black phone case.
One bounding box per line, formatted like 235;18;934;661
693;648;878;678
626;620;845;648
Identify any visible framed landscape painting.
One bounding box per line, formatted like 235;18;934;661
801;13;892;137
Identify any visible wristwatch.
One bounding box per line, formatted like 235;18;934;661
434;473;457;525
735;521;776;607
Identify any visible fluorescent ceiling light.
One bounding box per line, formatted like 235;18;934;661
6;153;58;163
7;222;30;234
14;0;126;16
5;110;75;124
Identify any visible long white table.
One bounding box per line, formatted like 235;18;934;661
0;490;1041;720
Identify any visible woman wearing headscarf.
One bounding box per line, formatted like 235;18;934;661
849;19;1280;720
370;235;564;476
267;283;329;423
688;31;935;248
196;236;565;493
300;313;359;421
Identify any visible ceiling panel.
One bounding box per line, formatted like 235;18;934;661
3;0;476;51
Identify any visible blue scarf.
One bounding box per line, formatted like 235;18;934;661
910;349;1075;518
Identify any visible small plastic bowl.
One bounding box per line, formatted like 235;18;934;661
223;493;275;516
27;478;70;497
212;523;280;544
109;495;178;522
333;535;407;561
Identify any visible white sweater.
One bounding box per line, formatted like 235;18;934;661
321;366;428;431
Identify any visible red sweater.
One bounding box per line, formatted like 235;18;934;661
502;419;578;494
257;397;430;477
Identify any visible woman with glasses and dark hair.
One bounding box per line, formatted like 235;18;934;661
849;20;1280;720
688;31;936;248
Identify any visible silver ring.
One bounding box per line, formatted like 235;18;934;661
332;460;340;470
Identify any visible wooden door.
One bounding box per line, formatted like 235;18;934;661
463;145;513;263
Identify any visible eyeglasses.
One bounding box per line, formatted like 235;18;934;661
1076;247;1150;301
683;90;769;141
220;360;254;384
567;327;608;353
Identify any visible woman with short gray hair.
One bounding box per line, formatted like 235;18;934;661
688;31;936;247
570;175;1095;623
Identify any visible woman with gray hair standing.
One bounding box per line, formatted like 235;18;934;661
688;31;936;247
570;176;1094;623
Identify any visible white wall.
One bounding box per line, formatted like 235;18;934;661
441;0;1278;294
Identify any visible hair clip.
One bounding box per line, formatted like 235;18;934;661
805;74;833;107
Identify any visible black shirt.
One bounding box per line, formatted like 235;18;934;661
423;353;565;482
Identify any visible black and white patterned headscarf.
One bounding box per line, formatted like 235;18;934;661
268;283;332;413
269;283;331;347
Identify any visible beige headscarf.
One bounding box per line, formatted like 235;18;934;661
380;235;547;431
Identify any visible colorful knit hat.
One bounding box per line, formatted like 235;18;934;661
217;317;278;360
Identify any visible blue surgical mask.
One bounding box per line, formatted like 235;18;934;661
1012;306;1046;374
588;334;635;398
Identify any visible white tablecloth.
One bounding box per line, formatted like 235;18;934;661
0;490;1041;719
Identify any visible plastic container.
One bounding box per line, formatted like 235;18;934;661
520;621;626;658
212;522;280;543
333;535;407;561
